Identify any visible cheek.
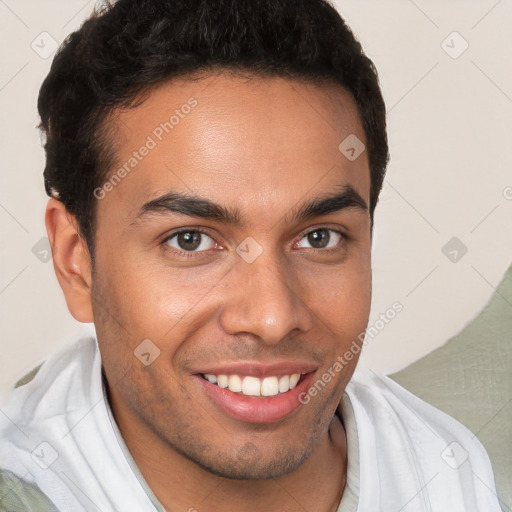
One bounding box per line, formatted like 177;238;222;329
103;254;227;341
298;249;372;338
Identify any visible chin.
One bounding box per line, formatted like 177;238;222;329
177;439;315;481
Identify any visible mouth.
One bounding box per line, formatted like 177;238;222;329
201;372;303;396
194;367;317;424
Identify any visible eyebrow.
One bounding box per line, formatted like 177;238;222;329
131;183;368;228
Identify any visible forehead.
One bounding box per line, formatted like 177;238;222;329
98;73;370;228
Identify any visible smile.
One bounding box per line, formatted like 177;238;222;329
202;373;302;397
196;369;317;423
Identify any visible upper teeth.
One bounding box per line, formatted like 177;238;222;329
203;373;301;397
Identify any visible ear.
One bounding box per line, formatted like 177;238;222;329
45;198;94;323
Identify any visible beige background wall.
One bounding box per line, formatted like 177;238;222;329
1;0;511;401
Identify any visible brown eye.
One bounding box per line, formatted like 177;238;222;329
164;230;216;252
296;229;343;250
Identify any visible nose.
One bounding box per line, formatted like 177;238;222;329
219;252;314;345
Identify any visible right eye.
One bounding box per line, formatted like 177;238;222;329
161;229;221;255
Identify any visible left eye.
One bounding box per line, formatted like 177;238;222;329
164;230;217;252
295;228;343;250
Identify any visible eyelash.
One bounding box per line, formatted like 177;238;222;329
161;228;220;259
160;227;346;258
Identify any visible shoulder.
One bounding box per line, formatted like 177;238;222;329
0;336;99;428
0;336;101;478
343;369;503;511
346;368;491;453
348;368;481;436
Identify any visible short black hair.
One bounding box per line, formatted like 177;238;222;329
38;0;389;260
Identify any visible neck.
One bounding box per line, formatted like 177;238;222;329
109;390;347;512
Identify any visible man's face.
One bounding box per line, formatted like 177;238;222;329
91;73;372;479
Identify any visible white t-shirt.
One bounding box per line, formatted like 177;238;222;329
0;336;502;511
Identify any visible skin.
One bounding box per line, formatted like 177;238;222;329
46;72;372;512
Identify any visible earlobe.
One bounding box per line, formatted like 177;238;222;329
45;198;94;323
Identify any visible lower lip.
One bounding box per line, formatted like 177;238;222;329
195;372;316;424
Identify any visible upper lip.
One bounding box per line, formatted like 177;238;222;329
192;361;318;378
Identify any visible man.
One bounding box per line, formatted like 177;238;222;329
0;0;502;510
